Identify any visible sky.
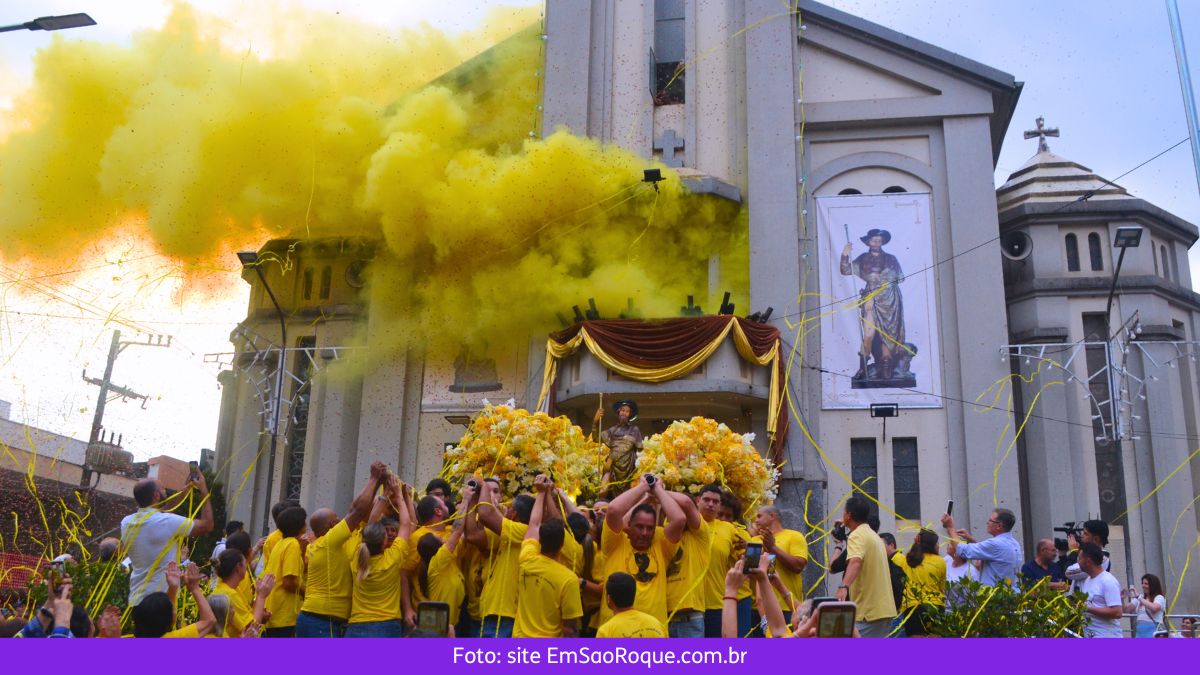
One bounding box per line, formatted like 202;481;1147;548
1;0;1199;463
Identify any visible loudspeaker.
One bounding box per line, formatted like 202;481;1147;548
1001;230;1033;261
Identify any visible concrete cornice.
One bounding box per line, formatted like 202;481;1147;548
998;198;1200;245
1005;274;1200;312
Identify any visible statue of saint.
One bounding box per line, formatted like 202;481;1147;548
841;228;911;386
594;399;643;494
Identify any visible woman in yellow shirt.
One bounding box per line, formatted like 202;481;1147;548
412;526;466;634
346;474;413;638
896;529;946;637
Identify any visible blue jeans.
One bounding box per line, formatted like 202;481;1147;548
1135;620;1158;638
668;612;705;638
295;611;347;638
481;615;514;638
704;609;723;637
703;599;753;637
344;620;403;638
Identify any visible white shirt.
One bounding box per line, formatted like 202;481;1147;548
1134;594;1166;625
944;555;980;583
1080;570;1124;638
120;508;194;606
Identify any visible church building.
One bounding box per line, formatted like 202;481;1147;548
211;1;1199;609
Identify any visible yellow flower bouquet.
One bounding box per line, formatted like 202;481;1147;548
443;401;608;498
635;416;780;508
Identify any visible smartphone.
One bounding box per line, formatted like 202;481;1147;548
809;596;836;612
744;542;763;570
417;601;450;637
816;601;856;638
188;460;200;482
946;500;954;516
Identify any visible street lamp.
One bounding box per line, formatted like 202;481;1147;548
0;13;96;33
238;250;287;537
1104;226;1143;337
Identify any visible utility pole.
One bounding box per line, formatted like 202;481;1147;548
83;329;173;444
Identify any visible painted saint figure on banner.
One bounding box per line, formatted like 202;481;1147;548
840;228;917;388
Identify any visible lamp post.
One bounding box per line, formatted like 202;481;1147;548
238;251;287;537
1104;226;1144;339
0;13;95;33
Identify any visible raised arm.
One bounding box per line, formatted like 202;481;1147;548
461;481;490;549
346;464;385;531
188;472;215;537
722;560;745;638
654;480;686;543
184;563;217;637
253;573;275;626
752;552;788;637
477;480;504;535
526;476;550;541
667;491;702;530
606;477;651;533
394;477;415;540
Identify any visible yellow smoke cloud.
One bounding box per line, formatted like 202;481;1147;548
0;1;748;354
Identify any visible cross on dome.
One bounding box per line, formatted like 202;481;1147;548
1022;116;1060;153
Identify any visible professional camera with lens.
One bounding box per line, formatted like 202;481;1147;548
832;522;848;543
1052;521;1083;550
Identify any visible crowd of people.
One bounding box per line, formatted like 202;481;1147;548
2;461;1197;639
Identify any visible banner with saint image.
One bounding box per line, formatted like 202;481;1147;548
816;192;942;409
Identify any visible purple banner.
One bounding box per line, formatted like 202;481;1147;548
2;638;1193;672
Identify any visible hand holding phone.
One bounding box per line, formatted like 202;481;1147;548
417;601;451;637
816;601;857;638
744;542;764;571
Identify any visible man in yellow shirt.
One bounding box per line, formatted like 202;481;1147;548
752;505;809;623
664;491;708;637
256;500;294;575
262;505;307;637
211;549;274;637
599;474;685;629
297;465;384;637
835;496;897;637
513;475;582;637
401;493;451;628
597;572;667;638
466;477;532;637
697;484;738;637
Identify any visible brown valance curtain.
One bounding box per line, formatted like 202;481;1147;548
537;316;789;461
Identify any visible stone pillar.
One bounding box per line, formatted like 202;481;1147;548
942;116;1021;536
1015;360;1077;540
542;0;592;135
301;357;363;517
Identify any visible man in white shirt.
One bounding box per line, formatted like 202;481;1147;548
1077;543;1123;638
121;473;214;606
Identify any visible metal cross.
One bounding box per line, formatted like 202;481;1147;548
1023;116;1060;153
653;129;684;168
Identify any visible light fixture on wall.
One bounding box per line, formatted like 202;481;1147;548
870;403;899;443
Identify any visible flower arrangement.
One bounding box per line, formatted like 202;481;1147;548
443;401;608;498
635;416;780;508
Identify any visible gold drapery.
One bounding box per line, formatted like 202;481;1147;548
537;316;788;459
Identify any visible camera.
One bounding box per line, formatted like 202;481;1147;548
1052;521;1086;551
644;474;656;486
466;479;479;490
831;522;848;543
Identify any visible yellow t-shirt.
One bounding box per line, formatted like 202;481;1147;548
302;519;356;620
404;523;451;573
845;524;897;622
599;520;678;627
512;538;583;638
348;537;409;624
263;536;304;628
212;578;254;637
459;532;492;623
896;551;947;610
479;518;528;619
261;528;282;568
559;531;584;575
163;623;201;638
585;549;607;631
667;519;711;614
237;567;255;606
596;609;668;638
413;544;467;626
703;519;739;610
771;528;810;607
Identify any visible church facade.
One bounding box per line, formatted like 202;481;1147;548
211;1;1199;609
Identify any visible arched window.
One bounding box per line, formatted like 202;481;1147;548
1065;234;1080;272
882;185;907;193
302;268;314;301
1088;233;1104;271
1152;244;1160;276
653;0;685;105
838;188;862;195
1161;245;1170;281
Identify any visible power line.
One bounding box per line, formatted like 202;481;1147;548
0;309;234;326
0;254;166;287
772;136;1190;324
